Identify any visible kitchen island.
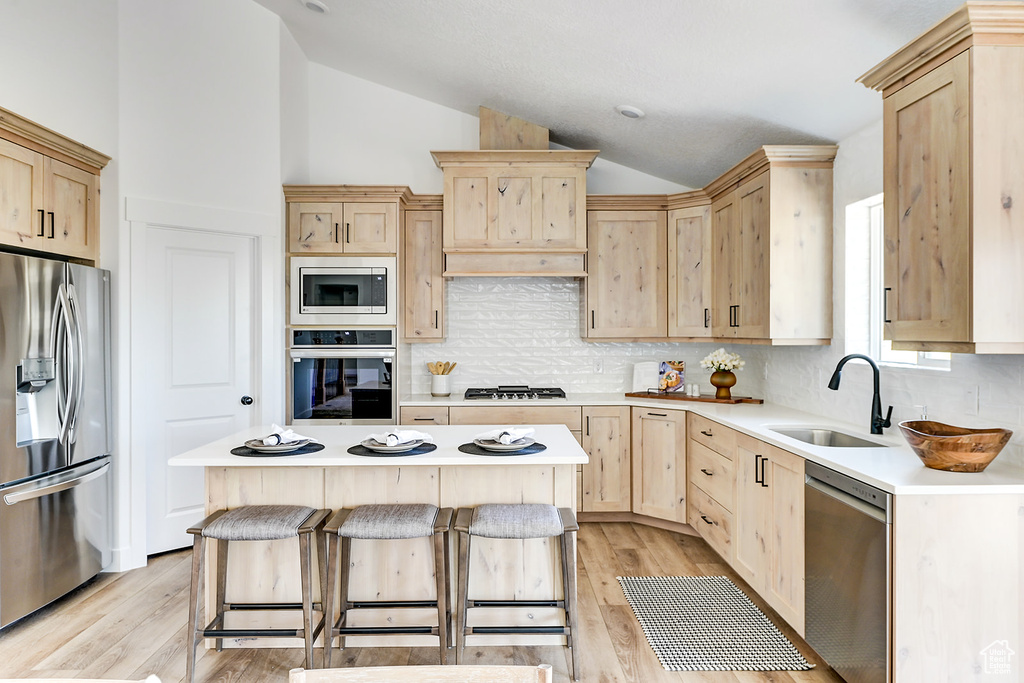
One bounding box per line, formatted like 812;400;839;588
169;424;587;648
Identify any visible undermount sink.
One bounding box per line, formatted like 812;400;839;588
768;426;888;449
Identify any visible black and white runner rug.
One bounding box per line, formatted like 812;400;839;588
617;575;813;672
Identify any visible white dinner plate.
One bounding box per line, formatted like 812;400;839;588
473;437;535;452
361;439;424;453
244;438;311;453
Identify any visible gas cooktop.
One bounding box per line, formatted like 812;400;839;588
464;386;566;400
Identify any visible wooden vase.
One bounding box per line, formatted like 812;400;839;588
709;370;737;400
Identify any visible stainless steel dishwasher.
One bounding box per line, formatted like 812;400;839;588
804;460;892;683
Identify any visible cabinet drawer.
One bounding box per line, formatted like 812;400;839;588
687;483;733;562
449;406;582;431
688;413;735;457
687;440;735;512
399;406;449;425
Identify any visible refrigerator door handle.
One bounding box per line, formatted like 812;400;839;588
51;283;75;446
2;461;109;506
66;283;86;444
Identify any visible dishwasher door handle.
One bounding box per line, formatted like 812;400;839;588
806;476;887;523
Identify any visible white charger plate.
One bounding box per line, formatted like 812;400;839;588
361;439;424;453
244;438;311;453
473;437;535;452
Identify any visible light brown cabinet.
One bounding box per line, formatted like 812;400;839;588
668;204;713;338
706;147;835;344
630;408;686;522
402;210;444;342
431;150;597;276
583;210;667;340
581;406;631;512
860;7;1024;353
398;406;449;425
686;414;736;562
287;201;397;254
0;133;103;263
733;432;805;634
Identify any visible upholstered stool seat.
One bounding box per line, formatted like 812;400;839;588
186;505;330;683
323;504;454;667
455;504;580;681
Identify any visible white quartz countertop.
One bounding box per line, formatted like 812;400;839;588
402;392;1024;494
168;424;588;468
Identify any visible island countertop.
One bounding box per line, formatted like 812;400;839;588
168;424;588;468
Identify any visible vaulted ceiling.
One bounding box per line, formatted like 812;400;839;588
254;0;966;188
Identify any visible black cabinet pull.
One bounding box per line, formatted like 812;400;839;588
334;222;339;243
38;209;45;237
760;455;768;488
704;307;710;328
585;416;590;436
48;212;55;239
591;310;595;329
413;417;436;422
883;287;892;324
346;223;351;243
700;429;713;437
700;514;715;526
754;454;763;484
646;412;667;417
700;468;713;476
434;310;439;329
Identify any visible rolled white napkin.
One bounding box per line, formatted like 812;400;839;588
262;424;316;446
366;429;434;446
474;427;535;444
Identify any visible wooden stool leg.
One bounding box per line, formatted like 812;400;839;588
338;536;352;653
432;528;449;664
443;527;453;646
561;528;580;681
214;538;228;651
299;531;315;669
456;530;470;665
186;533;206;683
322;532;339;668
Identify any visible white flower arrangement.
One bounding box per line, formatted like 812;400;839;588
700;348;745;372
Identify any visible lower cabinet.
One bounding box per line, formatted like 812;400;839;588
686;413;737;562
734;432;805;635
631;408;687;522
581;406;631;512
398;406;449;425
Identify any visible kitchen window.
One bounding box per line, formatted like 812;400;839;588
848;193;950;370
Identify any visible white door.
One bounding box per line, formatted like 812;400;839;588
136;226;258;554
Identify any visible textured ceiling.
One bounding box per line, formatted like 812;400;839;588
255;0;967;188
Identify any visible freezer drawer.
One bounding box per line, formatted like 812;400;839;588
0;457;111;629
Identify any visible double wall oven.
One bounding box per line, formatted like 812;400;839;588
288;329;395;425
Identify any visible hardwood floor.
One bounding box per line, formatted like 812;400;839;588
0;523;843;683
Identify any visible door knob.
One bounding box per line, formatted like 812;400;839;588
240;395;254;406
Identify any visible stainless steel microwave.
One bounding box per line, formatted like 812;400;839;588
290;256;397;326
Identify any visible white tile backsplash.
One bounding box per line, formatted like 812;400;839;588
408;277;766;398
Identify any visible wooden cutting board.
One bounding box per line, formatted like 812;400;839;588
624;391;764;405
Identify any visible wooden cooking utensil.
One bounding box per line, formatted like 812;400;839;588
446;362;457;375
427;362;437;375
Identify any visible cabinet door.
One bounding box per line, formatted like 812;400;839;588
582;406;631;512
46;158;98;261
733;433;770;591
735;172;770;338
711;190;738;337
586;211;667;339
0;138;45;252
288;202;343;253
767;445;805;634
884;50;971;343
631;408;686;522
668;205;712;337
343;202;397;254
403;210;444;341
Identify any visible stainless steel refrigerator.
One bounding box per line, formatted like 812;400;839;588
0;252;112;629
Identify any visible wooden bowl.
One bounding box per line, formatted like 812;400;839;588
898;420;1012;472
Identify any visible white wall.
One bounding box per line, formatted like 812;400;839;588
280;22;310;185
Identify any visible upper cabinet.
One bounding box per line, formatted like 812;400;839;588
403;208;444;342
706;146;836;345
430;150;598;276
0;107;108;263
284;186;406;255
859;3;1024;353
667;203;713;338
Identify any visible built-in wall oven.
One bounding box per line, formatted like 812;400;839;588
288;329;396;425
290;256;396;326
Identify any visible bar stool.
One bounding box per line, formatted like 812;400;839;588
323;504;454;666
186;505;330;683
454;504;580;681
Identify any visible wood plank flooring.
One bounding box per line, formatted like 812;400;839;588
0;523;843;683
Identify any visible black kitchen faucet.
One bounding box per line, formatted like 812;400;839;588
827;354;893;435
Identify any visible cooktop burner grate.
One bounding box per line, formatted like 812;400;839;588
464;386;566;400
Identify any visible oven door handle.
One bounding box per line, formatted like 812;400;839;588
289;348;396;360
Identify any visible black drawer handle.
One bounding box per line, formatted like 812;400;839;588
413;417;437;422
647;412;667;417
700;429;713;437
700;514;716;526
700;468;713;477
